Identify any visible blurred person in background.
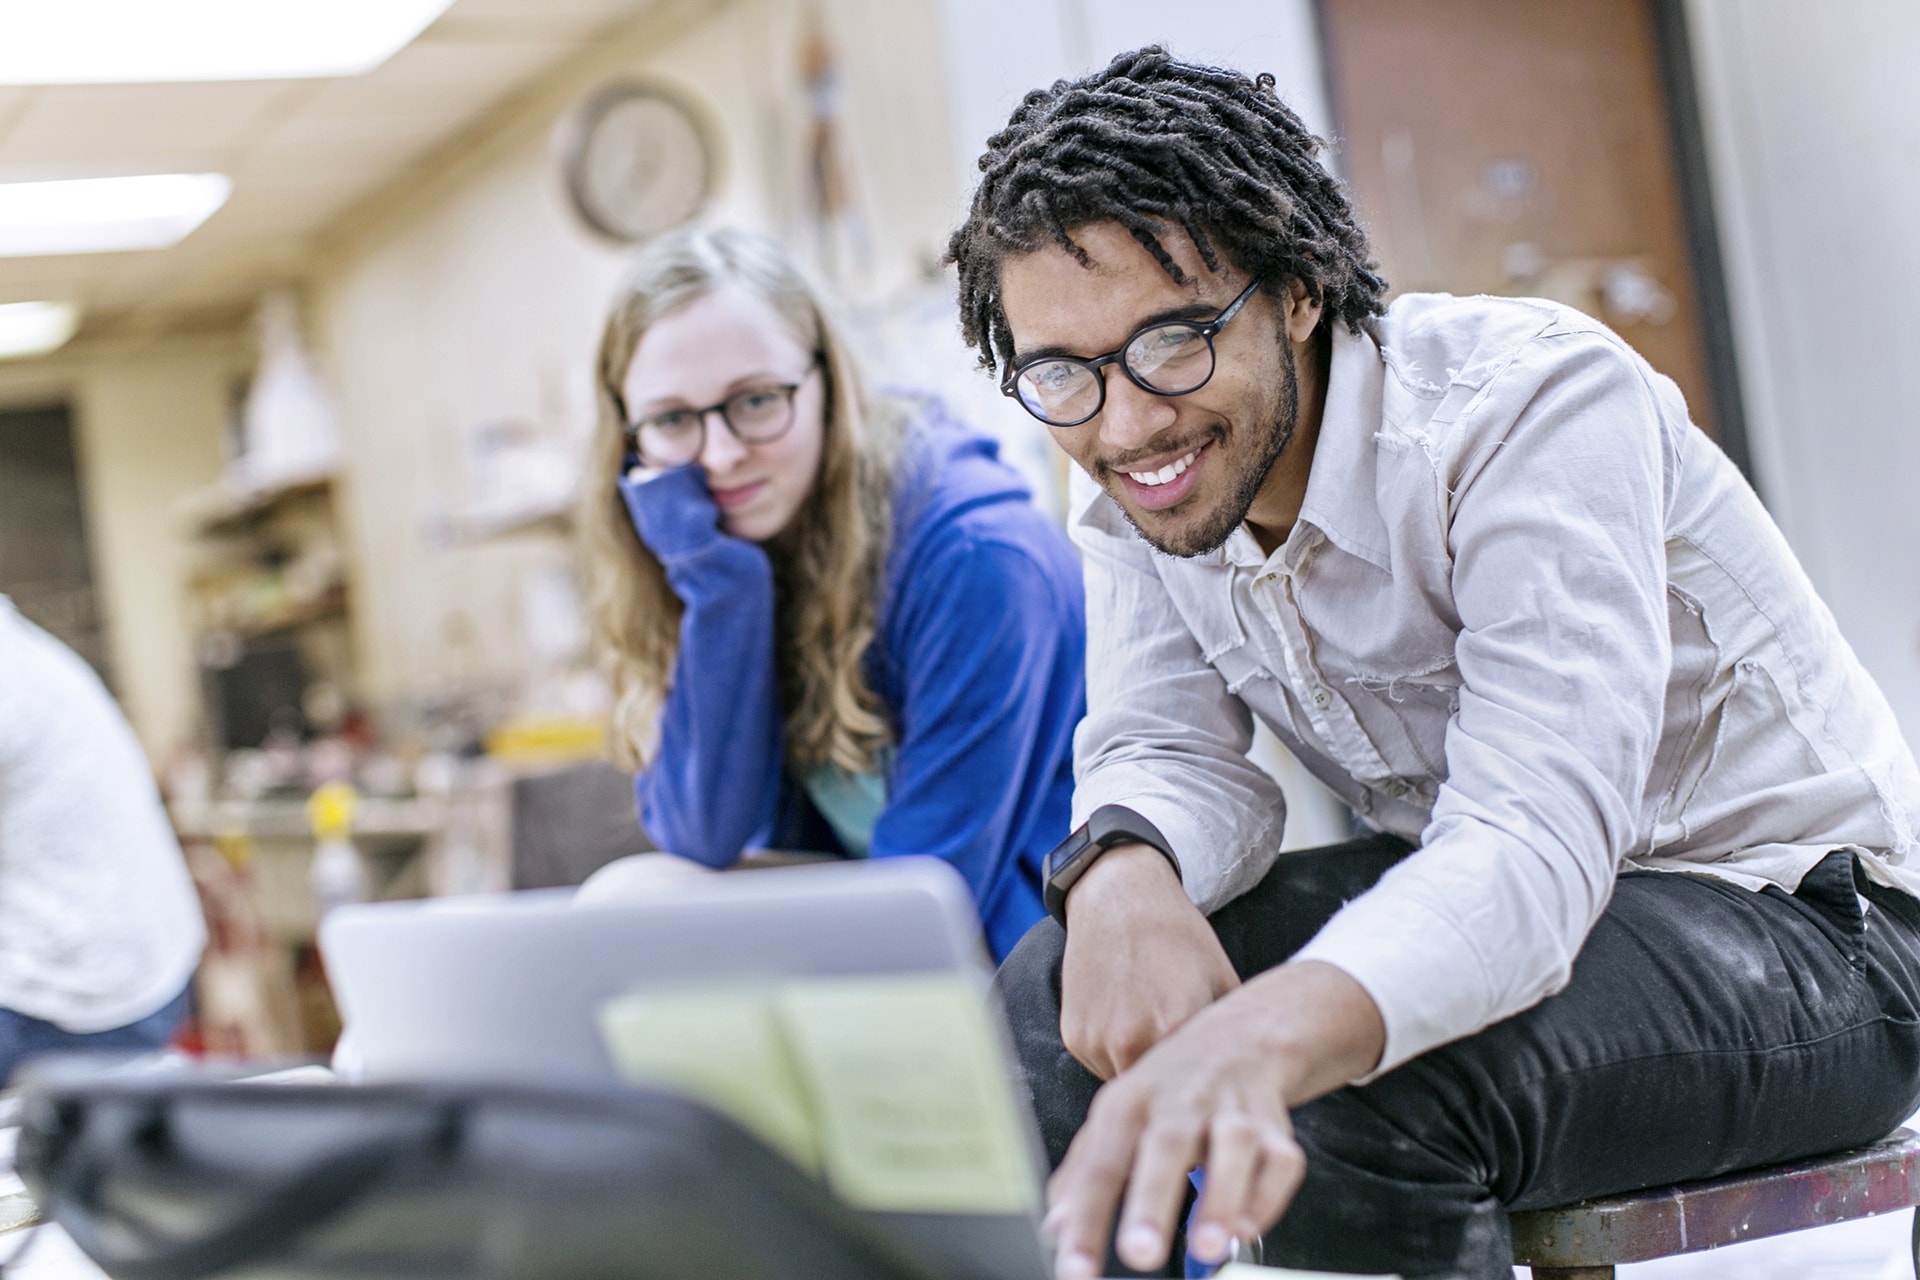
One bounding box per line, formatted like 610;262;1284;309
0;596;206;1083
575;226;1083;961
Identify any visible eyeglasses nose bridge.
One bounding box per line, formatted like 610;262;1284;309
702;403;742;438
696;405;752;465
1069;349;1132;421
1099;361;1181;444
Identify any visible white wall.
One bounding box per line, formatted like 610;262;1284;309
1687;0;1920;742
934;0;1332;219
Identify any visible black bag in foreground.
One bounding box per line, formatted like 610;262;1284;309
13;1063;952;1280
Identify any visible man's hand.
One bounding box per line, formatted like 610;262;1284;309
1044;960;1386;1279
1060;842;1239;1080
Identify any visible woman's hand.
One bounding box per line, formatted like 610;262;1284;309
1043;960;1386;1279
617;462;731;564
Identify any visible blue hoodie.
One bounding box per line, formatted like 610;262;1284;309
618;398;1083;960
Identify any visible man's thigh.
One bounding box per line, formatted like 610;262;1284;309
1296;850;1920;1219
1000;839;1920;1275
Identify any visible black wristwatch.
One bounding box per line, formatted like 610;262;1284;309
1042;804;1182;926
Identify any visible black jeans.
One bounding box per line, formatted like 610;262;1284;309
995;835;1920;1279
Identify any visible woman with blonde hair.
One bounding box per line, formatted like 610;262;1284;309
578;226;1082;959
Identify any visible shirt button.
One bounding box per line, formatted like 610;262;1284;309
1311;687;1332;709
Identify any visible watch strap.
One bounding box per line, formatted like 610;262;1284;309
1042;804;1181;926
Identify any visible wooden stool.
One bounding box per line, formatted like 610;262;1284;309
1511;1127;1920;1279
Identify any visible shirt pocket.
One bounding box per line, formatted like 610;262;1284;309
1340;660;1459;784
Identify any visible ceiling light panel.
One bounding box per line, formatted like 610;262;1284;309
0;174;232;257
0;0;457;84
0;300;81;358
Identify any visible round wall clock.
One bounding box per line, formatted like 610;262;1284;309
563;82;714;243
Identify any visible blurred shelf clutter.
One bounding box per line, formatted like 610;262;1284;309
168;745;650;1061
169;454;629;1061
157;289;633;1065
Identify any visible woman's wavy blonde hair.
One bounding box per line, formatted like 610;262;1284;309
580;226;902;776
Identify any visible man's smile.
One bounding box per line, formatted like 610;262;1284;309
1124;446;1201;487
1109;440;1212;511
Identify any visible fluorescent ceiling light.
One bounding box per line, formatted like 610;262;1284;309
0;302;82;360
0;174;232;257
0;0;456;84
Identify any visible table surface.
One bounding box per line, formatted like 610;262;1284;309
5;1205;1910;1280
4;1122;1914;1280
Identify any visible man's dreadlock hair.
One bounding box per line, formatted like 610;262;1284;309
948;46;1388;377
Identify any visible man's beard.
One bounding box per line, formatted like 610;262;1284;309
1109;346;1299;559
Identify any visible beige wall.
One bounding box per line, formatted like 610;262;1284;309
308;0;967;712
0;339;240;757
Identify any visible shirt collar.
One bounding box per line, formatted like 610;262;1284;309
1291;319;1393;573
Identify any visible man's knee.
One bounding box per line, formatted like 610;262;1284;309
995;916;1105;1166
1271;1079;1507;1277
994;915;1067;1032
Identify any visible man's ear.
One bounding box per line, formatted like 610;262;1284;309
1283;278;1324;346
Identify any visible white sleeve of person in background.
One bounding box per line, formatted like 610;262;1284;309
0;599;206;1033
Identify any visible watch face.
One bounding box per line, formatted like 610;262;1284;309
1045;829;1092;882
565;83;712;243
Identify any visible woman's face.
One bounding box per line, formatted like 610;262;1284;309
620;284;827;542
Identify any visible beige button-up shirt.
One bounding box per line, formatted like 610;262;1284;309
1070;293;1920;1077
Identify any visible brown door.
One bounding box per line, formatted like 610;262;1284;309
1319;0;1723;440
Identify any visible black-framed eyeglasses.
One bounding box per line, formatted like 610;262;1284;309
1002;279;1261;428
623;363;820;468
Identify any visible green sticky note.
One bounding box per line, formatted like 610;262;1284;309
775;972;1041;1215
597;983;819;1171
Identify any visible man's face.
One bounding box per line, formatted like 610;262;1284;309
997;223;1304;558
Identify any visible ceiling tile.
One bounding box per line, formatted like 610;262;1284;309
0;0;659;328
264;101;479;151
0;82;305;169
210;184;377;240
0;252;133;304
246;134;438;189
0;86;35;136
76;238;291;315
294;38;569;120
435;0;657;26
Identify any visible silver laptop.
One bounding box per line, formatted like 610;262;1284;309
318;855;1051;1280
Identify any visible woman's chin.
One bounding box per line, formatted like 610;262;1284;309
721;509;784;543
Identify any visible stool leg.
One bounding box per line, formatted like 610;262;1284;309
1530;1269;1616;1280
1909;1205;1918;1280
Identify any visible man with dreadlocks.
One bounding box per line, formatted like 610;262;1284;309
949;46;1920;1280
